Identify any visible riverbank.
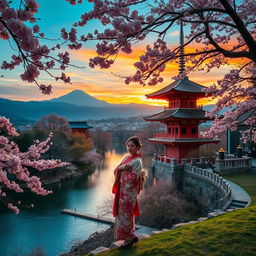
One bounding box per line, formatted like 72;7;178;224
0;164;93;192
60;226;114;256
40;164;92;186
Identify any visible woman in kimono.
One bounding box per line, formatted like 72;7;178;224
112;136;143;248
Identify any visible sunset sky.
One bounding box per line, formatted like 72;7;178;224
0;0;238;106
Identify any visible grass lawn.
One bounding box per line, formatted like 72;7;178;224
91;172;256;256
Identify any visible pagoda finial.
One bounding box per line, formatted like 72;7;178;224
179;20;185;75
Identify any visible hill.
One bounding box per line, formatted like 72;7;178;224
0;97;162;122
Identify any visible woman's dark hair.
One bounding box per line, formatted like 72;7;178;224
126;136;142;150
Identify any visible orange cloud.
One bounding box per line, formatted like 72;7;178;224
7;38;245;105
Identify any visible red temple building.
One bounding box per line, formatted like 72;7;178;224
69;121;93;137
144;24;219;160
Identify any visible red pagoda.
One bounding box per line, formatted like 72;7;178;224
69;121;93;138
144;24;219;160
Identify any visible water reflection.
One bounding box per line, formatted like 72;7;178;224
0;150;126;256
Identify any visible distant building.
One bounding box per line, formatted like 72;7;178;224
68;121;93;137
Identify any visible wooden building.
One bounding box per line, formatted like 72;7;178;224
69;121;93;137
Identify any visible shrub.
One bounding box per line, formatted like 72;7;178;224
138;180;200;228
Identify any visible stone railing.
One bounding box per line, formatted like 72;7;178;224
215;156;252;174
153;154;213;165
184;164;232;210
223;154;236;159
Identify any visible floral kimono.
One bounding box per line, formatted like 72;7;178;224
112;153;142;240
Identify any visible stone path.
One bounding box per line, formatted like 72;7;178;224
225;179;251;208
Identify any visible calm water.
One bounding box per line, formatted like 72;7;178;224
0;150;126;256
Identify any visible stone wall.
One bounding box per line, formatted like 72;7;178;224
182;169;225;213
151;157;232;212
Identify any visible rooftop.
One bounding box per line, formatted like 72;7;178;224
69;121;93;129
144;108;209;121
146;77;208;100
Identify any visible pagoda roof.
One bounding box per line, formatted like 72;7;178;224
144;108;208;121
69;121;93;129
146;77;208;99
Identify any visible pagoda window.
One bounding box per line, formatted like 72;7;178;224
168;127;171;134
183;102;187;107
190;101;195;107
191;127;197;134
175;127;178;134
181;127;187;134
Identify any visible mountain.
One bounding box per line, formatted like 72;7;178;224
46;90;110;107
0;97;162;122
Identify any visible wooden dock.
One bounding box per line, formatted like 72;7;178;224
61;209;115;224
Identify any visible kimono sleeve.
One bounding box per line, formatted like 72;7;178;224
124;158;142;187
127;158;142;176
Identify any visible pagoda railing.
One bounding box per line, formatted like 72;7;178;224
153;154;213;165
153;133;199;139
163;105;203;110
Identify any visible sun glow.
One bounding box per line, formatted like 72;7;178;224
3;42;244;105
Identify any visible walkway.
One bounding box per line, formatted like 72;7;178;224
225;179;251;208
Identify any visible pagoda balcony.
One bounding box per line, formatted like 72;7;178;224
163;105;203;110
153;133;199;139
149;133;220;144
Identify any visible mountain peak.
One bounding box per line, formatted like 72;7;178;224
47;90;110;107
67;89;86;95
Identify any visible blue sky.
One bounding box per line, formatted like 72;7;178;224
0;1;229;105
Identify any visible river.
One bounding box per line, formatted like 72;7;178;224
0;150;126;256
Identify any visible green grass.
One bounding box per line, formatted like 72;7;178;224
91;172;256;256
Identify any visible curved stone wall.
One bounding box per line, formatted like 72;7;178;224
151;157;232;212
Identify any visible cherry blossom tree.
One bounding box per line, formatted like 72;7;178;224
66;0;255;142
1;0;256;141
0;0;81;95
34;113;71;134
0;117;69;213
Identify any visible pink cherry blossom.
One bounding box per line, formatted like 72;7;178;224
0;117;69;213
